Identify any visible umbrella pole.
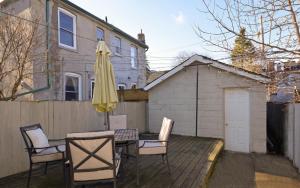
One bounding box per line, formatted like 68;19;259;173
106;112;110;130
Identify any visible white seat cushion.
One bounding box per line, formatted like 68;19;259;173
67;131;114;138
26;128;50;153
31;145;65;163
139;140;167;155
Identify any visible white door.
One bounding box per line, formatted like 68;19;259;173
225;88;250;153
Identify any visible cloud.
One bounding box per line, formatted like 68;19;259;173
173;11;185;24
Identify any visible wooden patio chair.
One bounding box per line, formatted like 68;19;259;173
109;115;131;157
20;124;65;188
138;117;174;174
65;131;121;188
109;115;127;130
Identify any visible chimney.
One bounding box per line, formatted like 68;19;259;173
138;29;145;44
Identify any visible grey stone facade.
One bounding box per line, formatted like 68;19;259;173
1;0;148;101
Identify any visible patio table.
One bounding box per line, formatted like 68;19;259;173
114;128;140;185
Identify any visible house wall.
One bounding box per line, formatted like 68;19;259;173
148;65;267;153
0;0;48;101
47;1;147;101
2;0;147;101
0;101;147;178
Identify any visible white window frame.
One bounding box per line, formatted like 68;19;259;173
96;27;105;41
117;83;126;90
58;7;77;50
130;45;138;69
90;79;95;99
113;36;121;55
64;72;82;101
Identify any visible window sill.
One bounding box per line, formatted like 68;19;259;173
58;44;77;52
113;52;122;57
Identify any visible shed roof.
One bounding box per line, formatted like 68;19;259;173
144;54;271;91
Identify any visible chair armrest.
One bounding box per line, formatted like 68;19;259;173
26;144;65;153
48;138;65;142
138;140;168;148
49;139;65;146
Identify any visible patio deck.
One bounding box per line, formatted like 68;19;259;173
0;135;223;188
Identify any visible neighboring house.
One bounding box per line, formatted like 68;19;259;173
146;70;167;84
144;54;271;153
269;61;300;103
1;0;148;101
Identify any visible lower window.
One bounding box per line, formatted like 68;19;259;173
65;73;81;101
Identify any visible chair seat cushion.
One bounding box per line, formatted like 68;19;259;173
31;145;65;163
139;140;167;155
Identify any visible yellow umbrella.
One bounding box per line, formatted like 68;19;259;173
92;41;118;129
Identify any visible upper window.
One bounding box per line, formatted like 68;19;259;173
96;27;104;41
130;46;138;69
112;36;121;54
64;73;81;101
58;8;76;49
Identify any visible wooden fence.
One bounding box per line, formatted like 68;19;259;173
284;103;300;172
0;101;147;178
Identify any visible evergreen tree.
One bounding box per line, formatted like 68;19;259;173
231;28;256;69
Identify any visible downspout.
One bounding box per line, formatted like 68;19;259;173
195;65;199;137
4;0;51;100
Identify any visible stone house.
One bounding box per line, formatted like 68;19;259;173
1;0;148;101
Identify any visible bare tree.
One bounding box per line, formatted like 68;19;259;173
0;13;44;100
196;0;300;62
175;51;197;63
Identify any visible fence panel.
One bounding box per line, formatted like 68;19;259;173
284;103;300;172
0;101;146;178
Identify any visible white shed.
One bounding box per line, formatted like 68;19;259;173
144;55;270;153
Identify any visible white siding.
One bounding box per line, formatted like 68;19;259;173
148;65;267;153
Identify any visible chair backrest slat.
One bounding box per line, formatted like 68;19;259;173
158;117;174;144
109;115;127;130
66;131;116;182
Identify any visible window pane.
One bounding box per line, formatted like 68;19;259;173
60;29;74;46
90;81;95;99
131;46;137;68
65;76;79;101
65;92;78;101
96;28;104;41
113;36;121;54
59;11;73;31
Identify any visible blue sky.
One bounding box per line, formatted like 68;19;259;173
69;0;226;70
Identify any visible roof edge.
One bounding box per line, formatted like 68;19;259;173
144;54;270;91
61;0;149;49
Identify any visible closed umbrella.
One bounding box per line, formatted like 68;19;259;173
92;41;118;130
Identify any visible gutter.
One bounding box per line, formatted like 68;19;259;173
4;0;51;100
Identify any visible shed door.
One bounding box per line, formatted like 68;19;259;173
225;88;250;153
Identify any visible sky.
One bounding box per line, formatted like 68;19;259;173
69;0;226;70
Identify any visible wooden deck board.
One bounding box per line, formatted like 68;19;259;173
0;135;222;188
